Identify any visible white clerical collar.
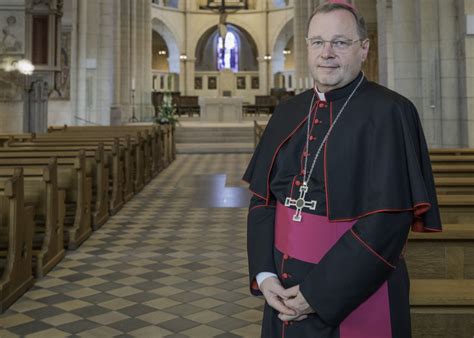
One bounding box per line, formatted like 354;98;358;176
315;88;326;102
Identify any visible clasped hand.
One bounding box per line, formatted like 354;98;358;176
260;277;314;322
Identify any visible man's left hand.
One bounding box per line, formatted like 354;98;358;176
278;285;314;322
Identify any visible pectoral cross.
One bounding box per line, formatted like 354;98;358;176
284;182;317;222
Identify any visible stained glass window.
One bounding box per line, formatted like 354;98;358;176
217;32;238;72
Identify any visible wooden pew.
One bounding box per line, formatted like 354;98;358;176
0;152;91;250
47;124;172;173
432;164;474;177
429;148;474;156
177;96;200;117
410;279;474;338
0;147;108;229
406;223;474;279
12;136;135;200
4;141;125;214
435;177;474;194
0;133;34;146
160;124;175;166
36;133;147;192
430;155;474;165
0;168;35;313
0;159;65;278
438;194;474;224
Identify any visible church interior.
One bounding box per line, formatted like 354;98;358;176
0;0;473;336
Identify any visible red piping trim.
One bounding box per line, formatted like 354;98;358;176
401;242;407;258
249;204;275;212
350;229;396;269
300;102;319;171
324;102;333;217
422;227;442;232
249;188;268;202
280;254;286;274
290;176;296;198
265;101;319;206
414;203;430;217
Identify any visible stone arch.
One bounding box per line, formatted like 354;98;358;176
190;19;262;59
194;24;259;72
151;17;180;73
271;17;293;74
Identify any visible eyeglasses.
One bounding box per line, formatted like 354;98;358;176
305;37;363;51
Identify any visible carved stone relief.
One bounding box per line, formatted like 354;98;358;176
0;69;23;101
50;29;70;100
0;11;25;54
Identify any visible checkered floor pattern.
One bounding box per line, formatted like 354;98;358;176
0;154;265;338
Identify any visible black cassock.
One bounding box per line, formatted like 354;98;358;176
243;73;442;338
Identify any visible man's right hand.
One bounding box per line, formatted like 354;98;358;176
259;277;296;316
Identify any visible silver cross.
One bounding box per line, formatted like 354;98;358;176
284;182;317;222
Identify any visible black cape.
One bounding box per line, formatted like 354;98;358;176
243;75;442;232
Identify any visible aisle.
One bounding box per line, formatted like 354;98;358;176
0;154;264;338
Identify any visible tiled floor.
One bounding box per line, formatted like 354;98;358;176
0;154;264;337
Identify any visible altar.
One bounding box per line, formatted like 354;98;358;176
199;97;243;123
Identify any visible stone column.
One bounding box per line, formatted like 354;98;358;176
459;0;474;146
120;0;131;121
271;54;285;88
72;0;88;125
138;0;145;120
258;57;269;95
376;0;394;89
392;0;422;112
182;6;188;95
293;1;314;92
129;0;152;121
130;0;137;122
179;58;186;94
97;0;115;125
85;0;100;124
186;57;196;95
143;0;153;118
437;0;463;147
416;0;442;146
110;0;122;125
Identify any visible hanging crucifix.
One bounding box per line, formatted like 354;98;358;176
284;182;317;222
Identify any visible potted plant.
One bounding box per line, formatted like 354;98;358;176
154;92;179;126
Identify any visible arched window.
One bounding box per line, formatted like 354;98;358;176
217;32;238;72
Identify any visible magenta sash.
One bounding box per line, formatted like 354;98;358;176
275;202;392;338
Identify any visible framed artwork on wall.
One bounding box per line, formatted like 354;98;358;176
194;76;202;90
236;76;246;89
208;76;217;89
251;76;259;89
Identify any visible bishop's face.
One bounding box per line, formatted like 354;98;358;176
307;10;369;93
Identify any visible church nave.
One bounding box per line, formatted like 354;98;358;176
0;154;263;338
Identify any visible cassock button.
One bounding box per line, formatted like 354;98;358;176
309;135;315;141
303;151;309;157
282;273;289;279
318;102;325;108
314;118;320;125
283;254;289;260
295;180;301;186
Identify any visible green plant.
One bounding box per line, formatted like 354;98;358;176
154;92;179;125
